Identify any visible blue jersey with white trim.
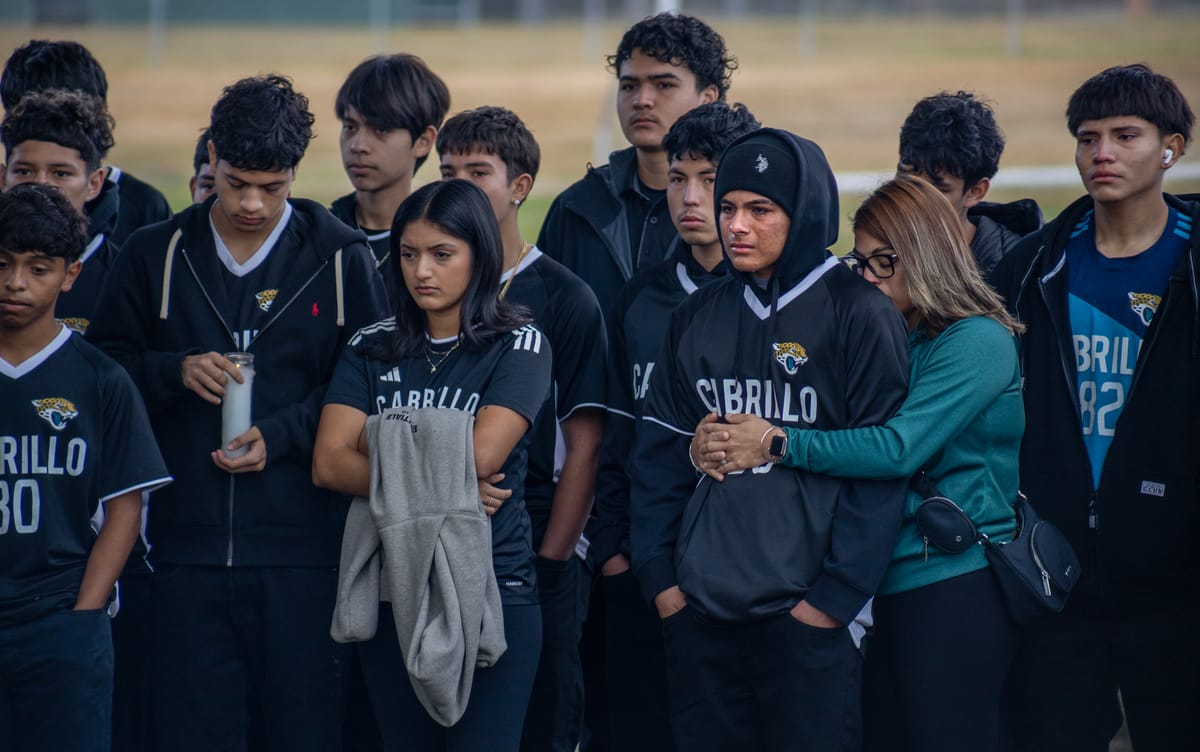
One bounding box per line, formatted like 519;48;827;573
1066;207;1191;488
325;319;552;605
0;327;170;625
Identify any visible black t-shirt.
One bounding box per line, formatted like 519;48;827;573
213;208;296;351
501;250;607;522
0;327;171;625
324;318;553;605
330;193;393;282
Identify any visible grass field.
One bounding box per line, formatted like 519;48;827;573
2;12;1198;251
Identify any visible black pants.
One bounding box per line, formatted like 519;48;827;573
601;570;673;752
1006;590;1200;752
0;607;113;752
149;565;348;752
663;608;862;752
361;602;542;752
112;570;154;752
520;553;590;752
862;567;1019;752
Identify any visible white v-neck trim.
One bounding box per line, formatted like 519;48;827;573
676;262;699;295
741;256;840;320
211;202;294;277
499;247;543;283
0;324;71;379
80;234;104;265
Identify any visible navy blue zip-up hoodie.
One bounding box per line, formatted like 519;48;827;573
87;197;390;567
629;129;910;625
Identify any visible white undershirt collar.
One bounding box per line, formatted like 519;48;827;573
210;202;294;277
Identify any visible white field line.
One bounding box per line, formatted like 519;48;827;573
835;163;1200;194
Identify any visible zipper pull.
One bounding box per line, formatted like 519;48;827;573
1088;492;1098;529
1041;569;1052;597
923;536;929;562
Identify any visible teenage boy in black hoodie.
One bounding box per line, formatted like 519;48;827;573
87;74;389;752
898;91;1042;277
589;100;757;752
630;129;909;751
331;53;450;286
537;12;734;319
1;39;172;246
990;64;1199;752
1;88;116;334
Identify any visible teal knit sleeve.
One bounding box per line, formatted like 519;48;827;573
782;317;1017;479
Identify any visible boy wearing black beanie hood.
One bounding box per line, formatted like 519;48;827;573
629;128;910;750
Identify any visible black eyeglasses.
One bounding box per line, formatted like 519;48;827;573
841;250;900;279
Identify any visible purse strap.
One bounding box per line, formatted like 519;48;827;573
910;469;943;500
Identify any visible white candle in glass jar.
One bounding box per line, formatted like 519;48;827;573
221;352;254;458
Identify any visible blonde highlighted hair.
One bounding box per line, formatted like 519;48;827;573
853;174;1023;337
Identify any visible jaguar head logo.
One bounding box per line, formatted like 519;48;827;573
1128;292;1160;327
33;397;79;431
773;342;808;375
255;289;279;313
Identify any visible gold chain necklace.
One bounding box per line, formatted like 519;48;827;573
424;336;461;373
498;242;533;300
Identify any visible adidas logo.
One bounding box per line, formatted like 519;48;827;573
379;367;403;383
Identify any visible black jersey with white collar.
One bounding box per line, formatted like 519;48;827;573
499;248;608;524
325;318;553;605
0;327;170;625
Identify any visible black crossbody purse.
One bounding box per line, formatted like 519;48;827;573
912;473;1082;625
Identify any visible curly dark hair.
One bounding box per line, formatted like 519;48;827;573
663;101;759;164
898;91;1005;189
0;182;88;262
209;74;314;171
1;39;108;110
1067;64;1194;145
607;12;736;100
436;106;540;183
1;88;115;170
336;54;450;173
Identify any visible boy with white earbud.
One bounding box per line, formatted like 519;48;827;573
991;63;1199;752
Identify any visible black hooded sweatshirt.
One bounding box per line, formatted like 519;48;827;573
629;129;910;626
86;197;389;567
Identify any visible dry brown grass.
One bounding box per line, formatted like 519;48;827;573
2;13;1198;227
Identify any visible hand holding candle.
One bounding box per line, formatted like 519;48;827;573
221;352;254;459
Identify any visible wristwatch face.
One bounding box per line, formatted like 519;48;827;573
769;433;786;460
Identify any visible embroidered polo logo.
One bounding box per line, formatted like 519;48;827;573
32;397;78;430
255;289;278;313
772;342;808;375
1127;292;1160;327
755;153;769;173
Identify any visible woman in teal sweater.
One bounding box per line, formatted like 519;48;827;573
691;174;1024;752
